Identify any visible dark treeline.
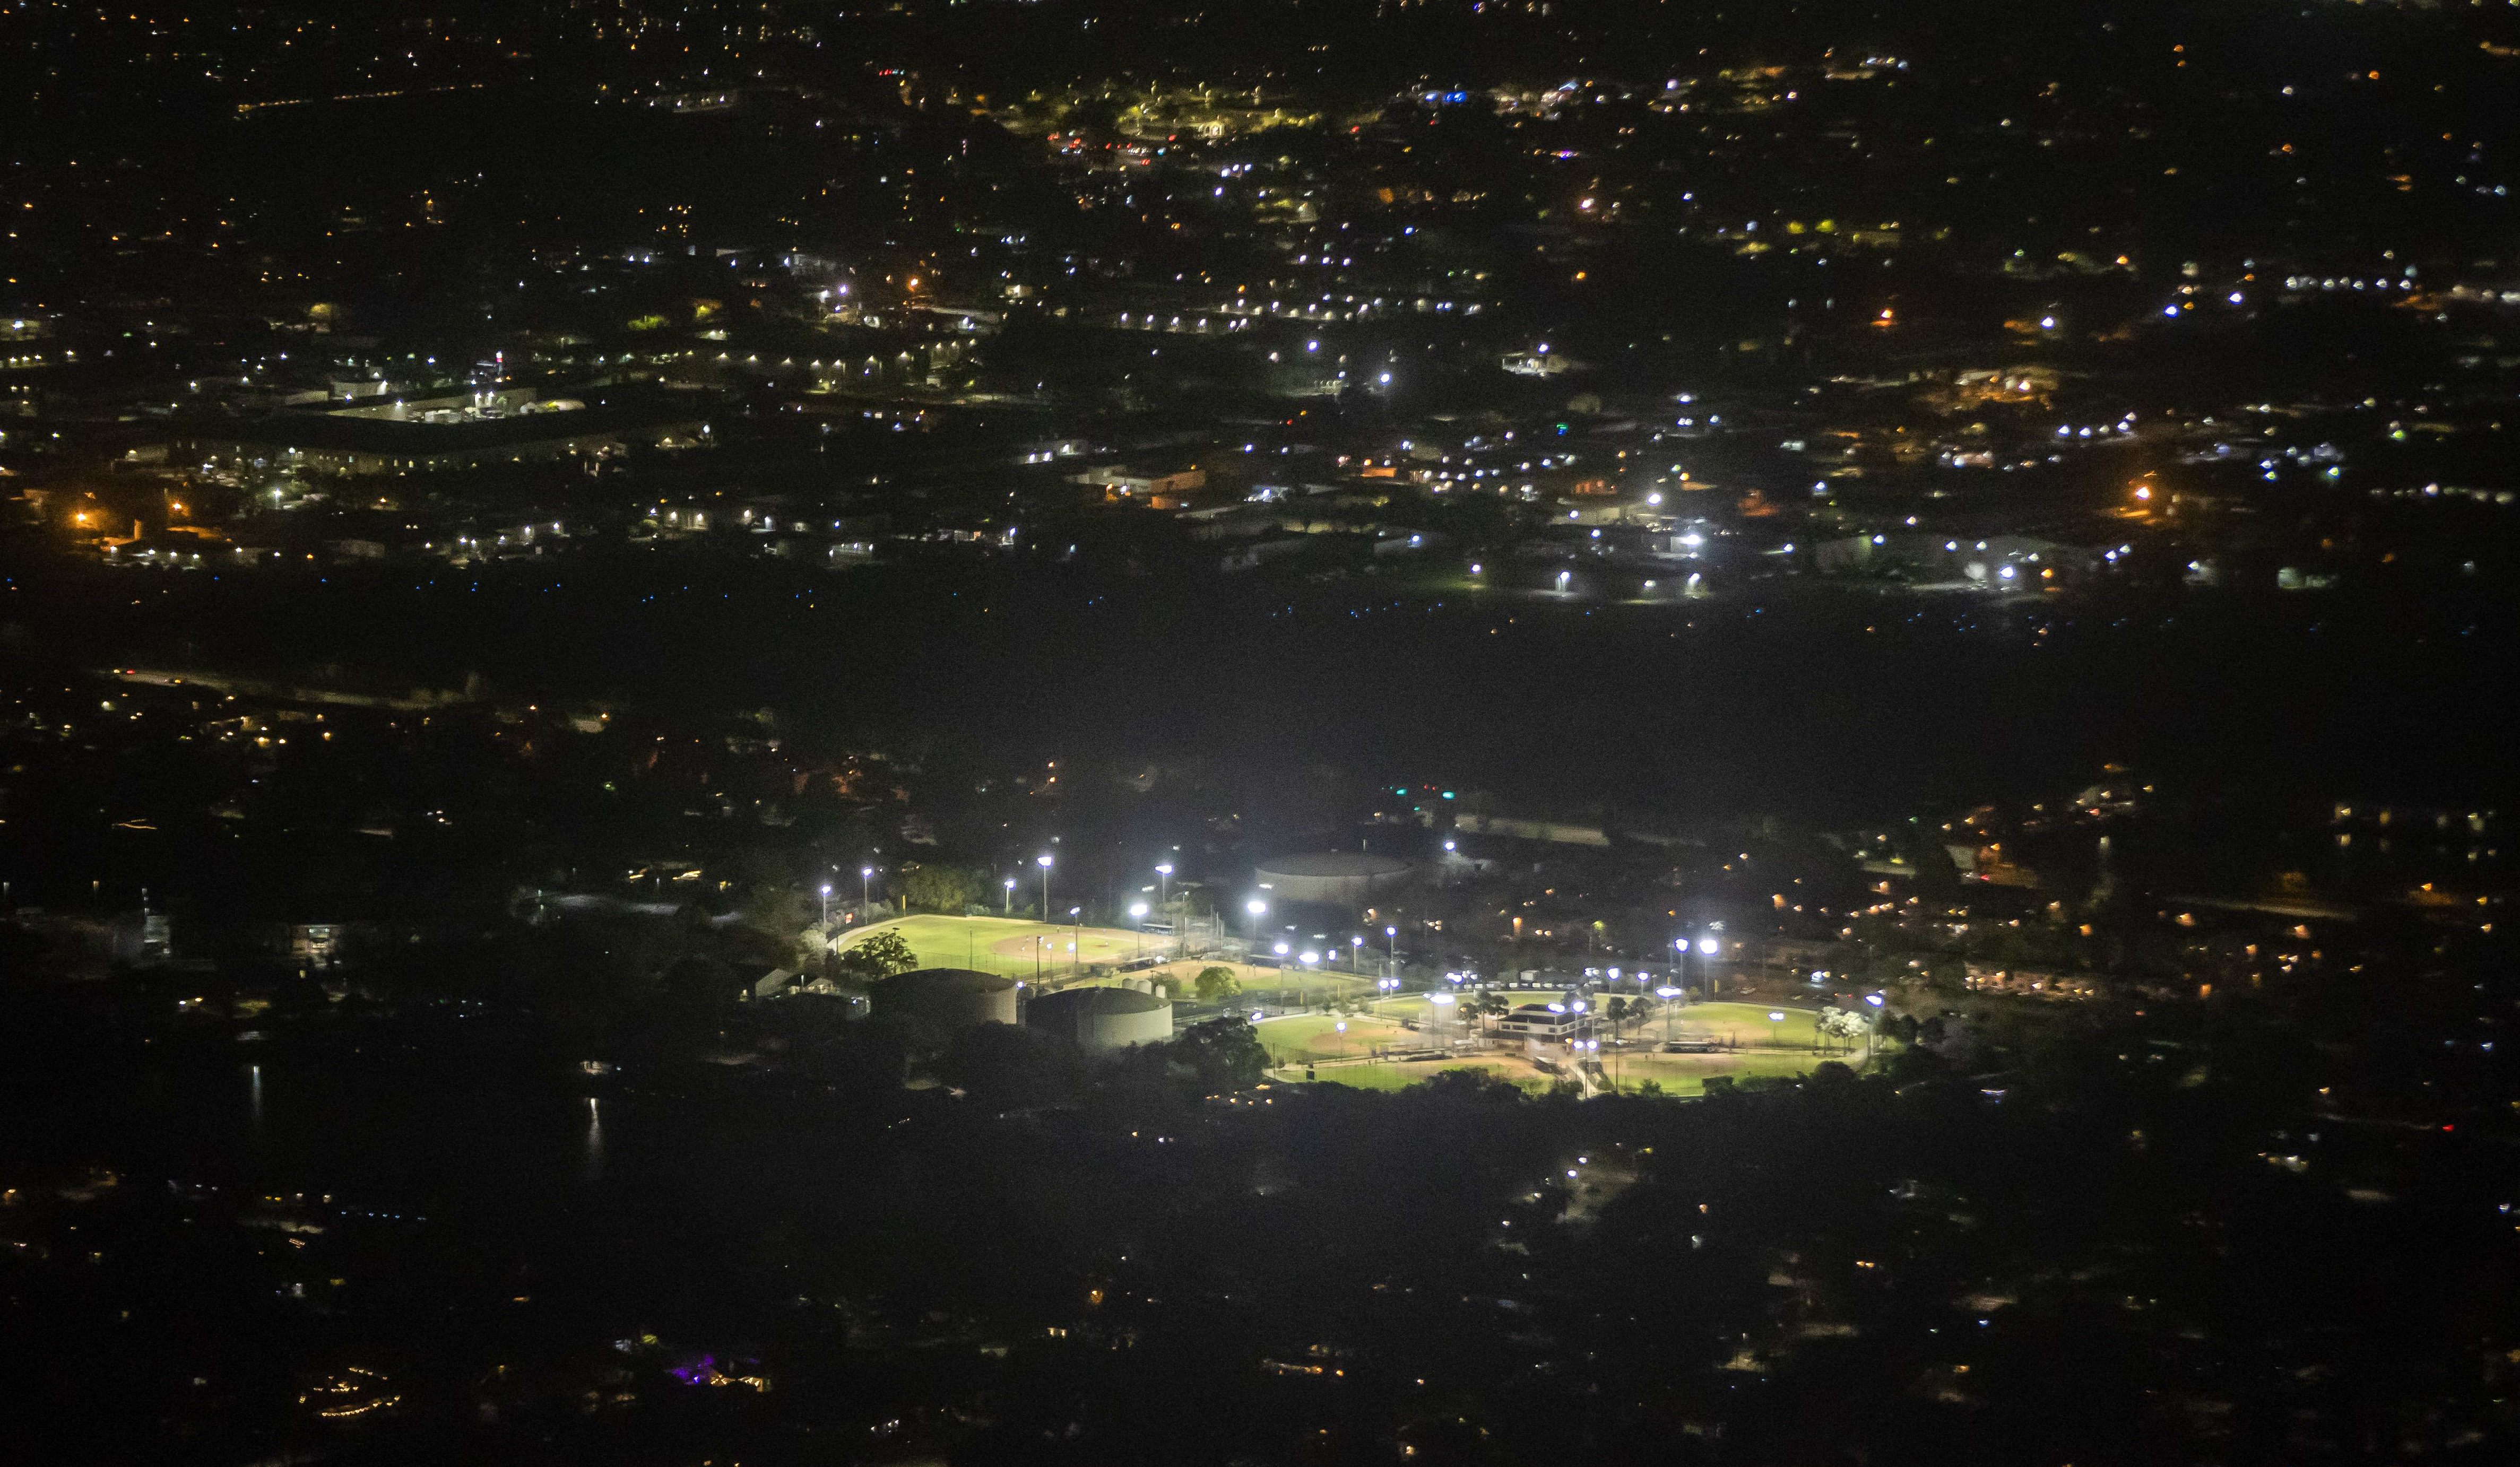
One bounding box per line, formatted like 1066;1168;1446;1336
3;971;2513;1463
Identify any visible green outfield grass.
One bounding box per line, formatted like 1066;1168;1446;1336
1236;967;1377;1008
1256;1011;1420;1066
1305;1059;1545;1093
833;916;1383;1001
836;913;1172;978
1603;1047;1852;1093
1650;1000;1838;1049
1289;999;1874;1096
1408;996;1847;1050
1311;1044;1866;1098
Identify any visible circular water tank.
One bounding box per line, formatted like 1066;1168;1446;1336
1027;986;1174;1052
1253;851;1413;905
873;968;1019;1028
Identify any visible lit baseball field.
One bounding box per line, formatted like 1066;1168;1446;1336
1262;999;1876;1096
834;914;1377;1001
835;914;1167;977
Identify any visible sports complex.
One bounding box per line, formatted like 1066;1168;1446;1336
836;917;1876;1097
1252;995;1876;1096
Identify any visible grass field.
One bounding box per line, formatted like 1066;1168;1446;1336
1257;1011;1419;1066
1310;1058;1538;1093
1312;1048;1842;1097
1275;999;1874;1096
835;914;1168;978
1643;1001;1838;1049
835;915;1378;1002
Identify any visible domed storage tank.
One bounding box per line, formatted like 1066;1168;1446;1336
1026;985;1174;1052
1253;852;1413;906
872;968;1019;1029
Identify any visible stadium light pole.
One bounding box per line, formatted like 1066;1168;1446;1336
1385;925;1399;981
819;883;832;926
1656;985;1682;1041
1155;863;1175;960
861;865;874;921
1003;876;1015;915
1069;906;1083;974
1130;901;1149;957
1037;853;1053;920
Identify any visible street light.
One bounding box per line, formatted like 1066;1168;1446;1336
861;865;874;919
1385;924;1398;980
1350;935;1365;972
1037;853;1053;919
819;883;832;926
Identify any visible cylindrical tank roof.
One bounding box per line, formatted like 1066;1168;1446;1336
1254;852;1413;879
1026;984;1174;1051
874;968;1020;1027
1029;986;1168;1017
1253;851;1414;905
